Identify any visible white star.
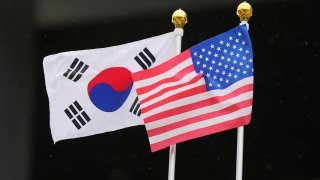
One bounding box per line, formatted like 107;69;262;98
224;64;228;69
230;66;235;70
218;62;222;66
242;56;246;60
229;36;233;40
214;53;218;58
199;55;203;59
223;49;227;53
236;53;240;58
238;32;242;36
249;59;253;63
205;57;209;61
226;43;230;47
246;65;250;68
245;50;250;54
234;75;238;79
213;75;217;80
237;69;241;72
215;69;220;73
219;77;223;82
233;45;237;49
206;73;210;77
239;62;243;66
239;47;243;52
202;48;206;52
242;41;246;45
200;70;204;74
252;68;254;72
217;47;221;51
230;52;234;56
219;40;224;45
196;61;200;65
209;66;213;71
221;56;225;60
217;84;221;87
233;60;237;64
202;64;207;68
209;83;213;87
194;52;197;56
208;51;212;55
211;60;216;64
210;44;214;49
226;79;229;83
228;73;232;77
222;71;226;75
243;71;247;74
227;58;231;62
235;39;239;43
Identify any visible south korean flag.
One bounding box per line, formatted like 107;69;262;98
43;30;181;143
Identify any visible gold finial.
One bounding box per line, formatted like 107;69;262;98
237;1;253;22
172;9;187;29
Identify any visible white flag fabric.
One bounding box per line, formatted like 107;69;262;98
43;30;179;143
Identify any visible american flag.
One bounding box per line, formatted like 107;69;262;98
132;25;253;152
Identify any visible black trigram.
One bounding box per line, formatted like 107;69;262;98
130;97;141;117
63;58;89;82
64;101;91;130
134;47;156;70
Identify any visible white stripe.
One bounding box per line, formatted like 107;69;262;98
134;57;193;91
141;75;205;108
141;50;154;64
139;70;197;100
149;106;252;144
142;77;253;117
136;55;149;69
145;91;253;130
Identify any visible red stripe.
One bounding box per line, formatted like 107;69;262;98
150;114;251;152
140;74;203;105
132;50;191;81
147;99;252;136
141;84;207;115
136;65;194;95
143;84;253;123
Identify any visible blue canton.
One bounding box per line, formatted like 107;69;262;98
190;25;253;90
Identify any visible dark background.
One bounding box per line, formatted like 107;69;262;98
1;0;319;180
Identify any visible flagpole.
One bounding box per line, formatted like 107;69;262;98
236;2;252;180
168;9;187;180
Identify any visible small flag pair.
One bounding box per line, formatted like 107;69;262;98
43;25;253;152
